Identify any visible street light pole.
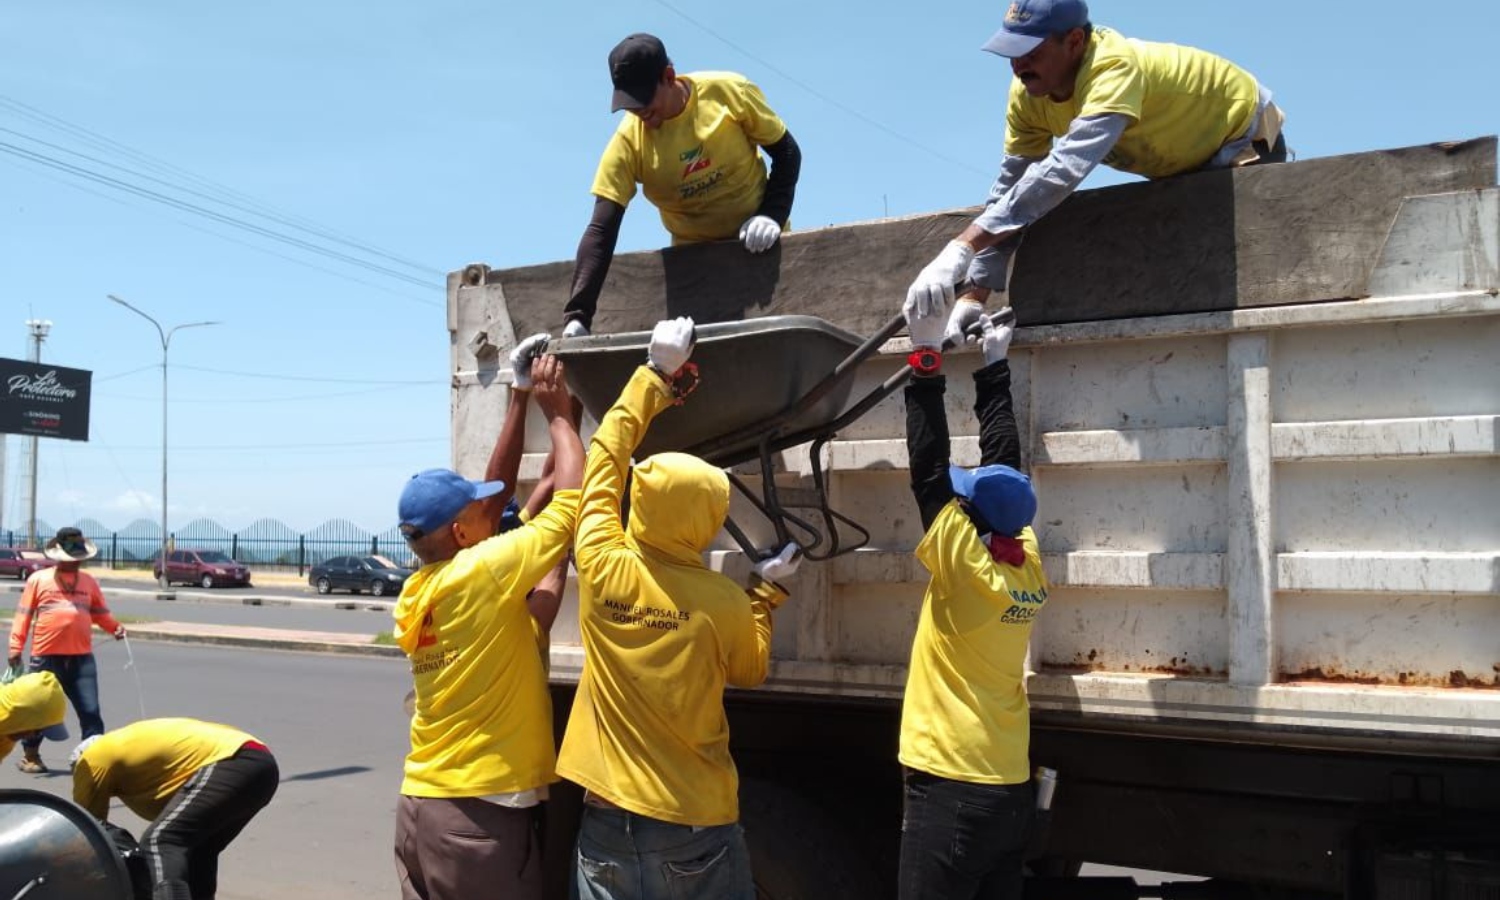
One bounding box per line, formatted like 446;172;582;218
107;295;219;589
23;319;52;549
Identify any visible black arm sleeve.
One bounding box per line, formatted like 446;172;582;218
905;373;955;531
754;131;801;226
562;197;626;330
973;359;1022;472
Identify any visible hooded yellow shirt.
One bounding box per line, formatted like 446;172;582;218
1005;27;1260;178
557;366;785;826
72;718;257;821
393;489;579;798
899;504;1049;784
0;671;65;761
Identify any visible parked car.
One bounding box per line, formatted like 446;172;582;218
308;554;412;597
0;548;55;580
152;549;252;588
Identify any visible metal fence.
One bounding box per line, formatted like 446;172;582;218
2;517;413;575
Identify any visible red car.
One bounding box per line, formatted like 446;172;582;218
0;548;55;580
152;549;253;588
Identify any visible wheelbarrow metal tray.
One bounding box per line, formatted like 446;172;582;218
553;316;866;466
0;788;135;899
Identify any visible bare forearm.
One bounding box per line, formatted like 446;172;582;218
546;415;584;493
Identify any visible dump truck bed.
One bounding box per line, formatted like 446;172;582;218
449;139;1500;753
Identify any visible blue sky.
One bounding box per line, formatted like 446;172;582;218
2;0;1496;535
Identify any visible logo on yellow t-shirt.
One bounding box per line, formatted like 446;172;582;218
417;611;437;649
680;145;712;179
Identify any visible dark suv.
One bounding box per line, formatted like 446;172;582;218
153;549;252;588
0;548;54;580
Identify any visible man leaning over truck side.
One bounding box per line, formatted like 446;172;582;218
391;354;583;900
556;316;802;900
897;295;1051;900
561;33;803;337
906;0;1286;344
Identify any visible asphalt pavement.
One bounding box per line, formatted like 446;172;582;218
0;641;410;900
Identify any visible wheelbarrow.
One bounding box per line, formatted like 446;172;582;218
0;789;141;900
552;313;917;561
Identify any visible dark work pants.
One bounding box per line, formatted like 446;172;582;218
897;768;1034;900
23;654;103;751
395;794;545;900
142;746;279;900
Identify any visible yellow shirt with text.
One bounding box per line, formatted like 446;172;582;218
592;71;788;243
900;507;1049;784
1006;28;1260;178
393;489;579;798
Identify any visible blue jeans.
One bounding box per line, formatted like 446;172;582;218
897;768;1034;900
572;805;753;900
22;654;103;751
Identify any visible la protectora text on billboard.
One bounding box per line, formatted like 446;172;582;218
1;357;92;442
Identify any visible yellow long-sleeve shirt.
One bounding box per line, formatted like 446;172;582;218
0;672;66;762
557;366;785;826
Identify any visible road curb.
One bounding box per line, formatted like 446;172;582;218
128;629;405;659
0;581;393;613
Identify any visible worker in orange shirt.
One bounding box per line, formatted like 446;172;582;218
7;526;125;774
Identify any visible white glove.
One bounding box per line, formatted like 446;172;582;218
905;240;975;319
507;332;550;390
739;215;782;253
902;292;947;350
648;316;696;375
945;298;986;347
562;319;590;339
752;542;801;582
978;311;1015;365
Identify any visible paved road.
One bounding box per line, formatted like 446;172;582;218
107;593;393;635
0;641;410;900
2;573;394;635
93;573;324;601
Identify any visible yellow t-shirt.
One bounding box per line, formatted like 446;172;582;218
393;489;580;798
556;366;785;827
72;718;258;821
899;507;1050;784
591;71;788;243
1006;28;1260;178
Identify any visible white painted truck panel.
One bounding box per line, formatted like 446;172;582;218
448;188;1500;748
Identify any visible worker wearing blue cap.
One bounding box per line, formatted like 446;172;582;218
390;354;583;900
897;299;1050;900
906;0;1287;345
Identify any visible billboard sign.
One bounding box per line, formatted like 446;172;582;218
0;358;93;441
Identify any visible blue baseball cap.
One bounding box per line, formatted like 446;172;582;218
398;469;506;536
498;497;525;534
949;464;1037;537
981;0;1090;58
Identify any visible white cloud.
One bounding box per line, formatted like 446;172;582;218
109;490;156;513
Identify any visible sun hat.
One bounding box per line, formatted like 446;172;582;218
42;526;97;562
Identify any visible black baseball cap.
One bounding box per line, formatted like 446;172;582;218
609;33;669;112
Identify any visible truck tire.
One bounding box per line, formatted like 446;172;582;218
740;777;885;900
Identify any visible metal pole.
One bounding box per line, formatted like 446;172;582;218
24;319;51;549
107;295;219;590
160;331;168;588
